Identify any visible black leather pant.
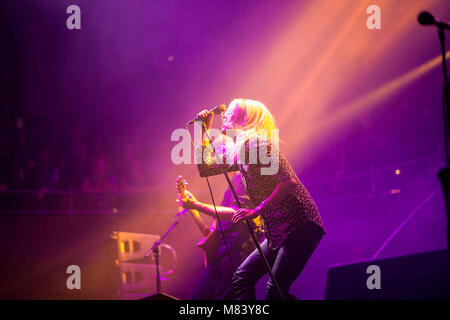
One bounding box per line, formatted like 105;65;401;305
232;223;323;300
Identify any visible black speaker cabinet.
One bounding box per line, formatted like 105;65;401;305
325;250;450;299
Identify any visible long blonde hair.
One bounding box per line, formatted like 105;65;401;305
221;98;278;161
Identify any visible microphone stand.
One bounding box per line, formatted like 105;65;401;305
200;124;285;300
435;26;450;250
144;209;189;295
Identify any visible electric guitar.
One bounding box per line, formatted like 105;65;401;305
175;175;220;266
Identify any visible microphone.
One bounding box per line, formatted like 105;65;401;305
418;11;450;30
187;104;227;125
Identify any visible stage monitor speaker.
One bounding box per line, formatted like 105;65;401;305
111;231;160;262
119;262;158;294
108;231;178;299
325;249;450;299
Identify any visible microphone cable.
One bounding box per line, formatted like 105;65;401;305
186;123;237;272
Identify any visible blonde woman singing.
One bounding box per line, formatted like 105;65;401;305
194;98;325;300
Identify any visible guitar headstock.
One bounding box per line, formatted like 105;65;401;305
175;175;187;196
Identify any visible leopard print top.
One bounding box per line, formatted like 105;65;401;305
196;139;325;250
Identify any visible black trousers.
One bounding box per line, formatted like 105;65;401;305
232;223;323;300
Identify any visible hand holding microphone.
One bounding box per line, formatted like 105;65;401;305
187;104;227;132
194;109;215;131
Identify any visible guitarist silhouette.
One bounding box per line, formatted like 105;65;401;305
176;172;263;300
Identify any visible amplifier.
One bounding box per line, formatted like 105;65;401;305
325;250;450;299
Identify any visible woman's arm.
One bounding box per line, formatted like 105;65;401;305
176;190;213;236
196;144;239;177
192;202;236;221
232;177;296;224
259;176;296;211
188;208;211;236
177;191;235;221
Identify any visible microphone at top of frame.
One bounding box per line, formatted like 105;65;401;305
418;11;450;30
